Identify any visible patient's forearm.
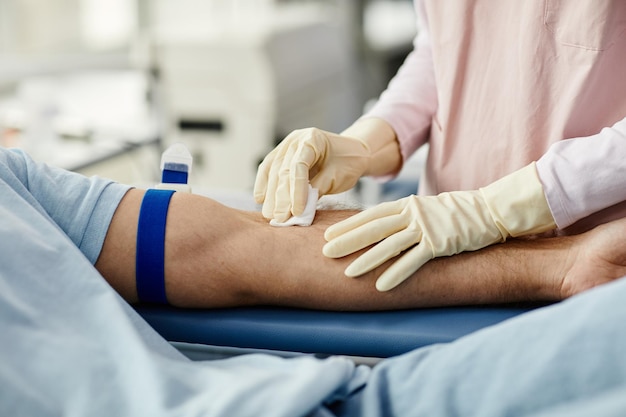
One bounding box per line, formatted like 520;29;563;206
247;216;569;310
96;189;621;310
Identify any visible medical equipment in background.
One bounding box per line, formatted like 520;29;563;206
0;71;162;185
151;3;360;192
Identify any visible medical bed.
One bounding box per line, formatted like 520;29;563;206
136;304;538;360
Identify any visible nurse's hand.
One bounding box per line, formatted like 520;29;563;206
323;163;557;291
254;128;371;222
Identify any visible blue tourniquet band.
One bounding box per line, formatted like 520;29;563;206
136;189;176;303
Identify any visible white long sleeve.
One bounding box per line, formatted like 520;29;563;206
537;116;626;230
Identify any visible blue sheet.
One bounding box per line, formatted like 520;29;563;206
337;277;626;416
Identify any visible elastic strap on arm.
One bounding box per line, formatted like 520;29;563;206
136;189;175;304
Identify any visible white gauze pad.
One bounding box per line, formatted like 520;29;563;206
270;186;319;227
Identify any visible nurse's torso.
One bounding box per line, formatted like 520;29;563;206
419;0;626;195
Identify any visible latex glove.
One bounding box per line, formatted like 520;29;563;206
323;162;556;291
254;128;371;222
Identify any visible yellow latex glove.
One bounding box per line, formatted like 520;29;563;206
255;119;401;222
254;128;371;222
323;162;556;291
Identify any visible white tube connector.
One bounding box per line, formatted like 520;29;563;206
156;142;193;193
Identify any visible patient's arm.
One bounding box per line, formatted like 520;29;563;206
96;189;626;310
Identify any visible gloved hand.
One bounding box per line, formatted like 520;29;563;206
323;162;557;291
254;118;401;223
254;128;371;222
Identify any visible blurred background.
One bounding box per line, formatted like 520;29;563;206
0;0;422;203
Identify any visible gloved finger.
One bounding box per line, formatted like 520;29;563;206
291;161;311;216
375;243;433;292
324;199;405;241
290;140;319;216
323;213;407;258
343;228;422;277
272;141;299;222
253;161;269;204
254;144;281;204
261;146;287;219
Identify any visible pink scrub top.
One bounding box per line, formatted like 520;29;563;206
366;0;626;233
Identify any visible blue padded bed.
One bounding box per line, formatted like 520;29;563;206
136;304;538;358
